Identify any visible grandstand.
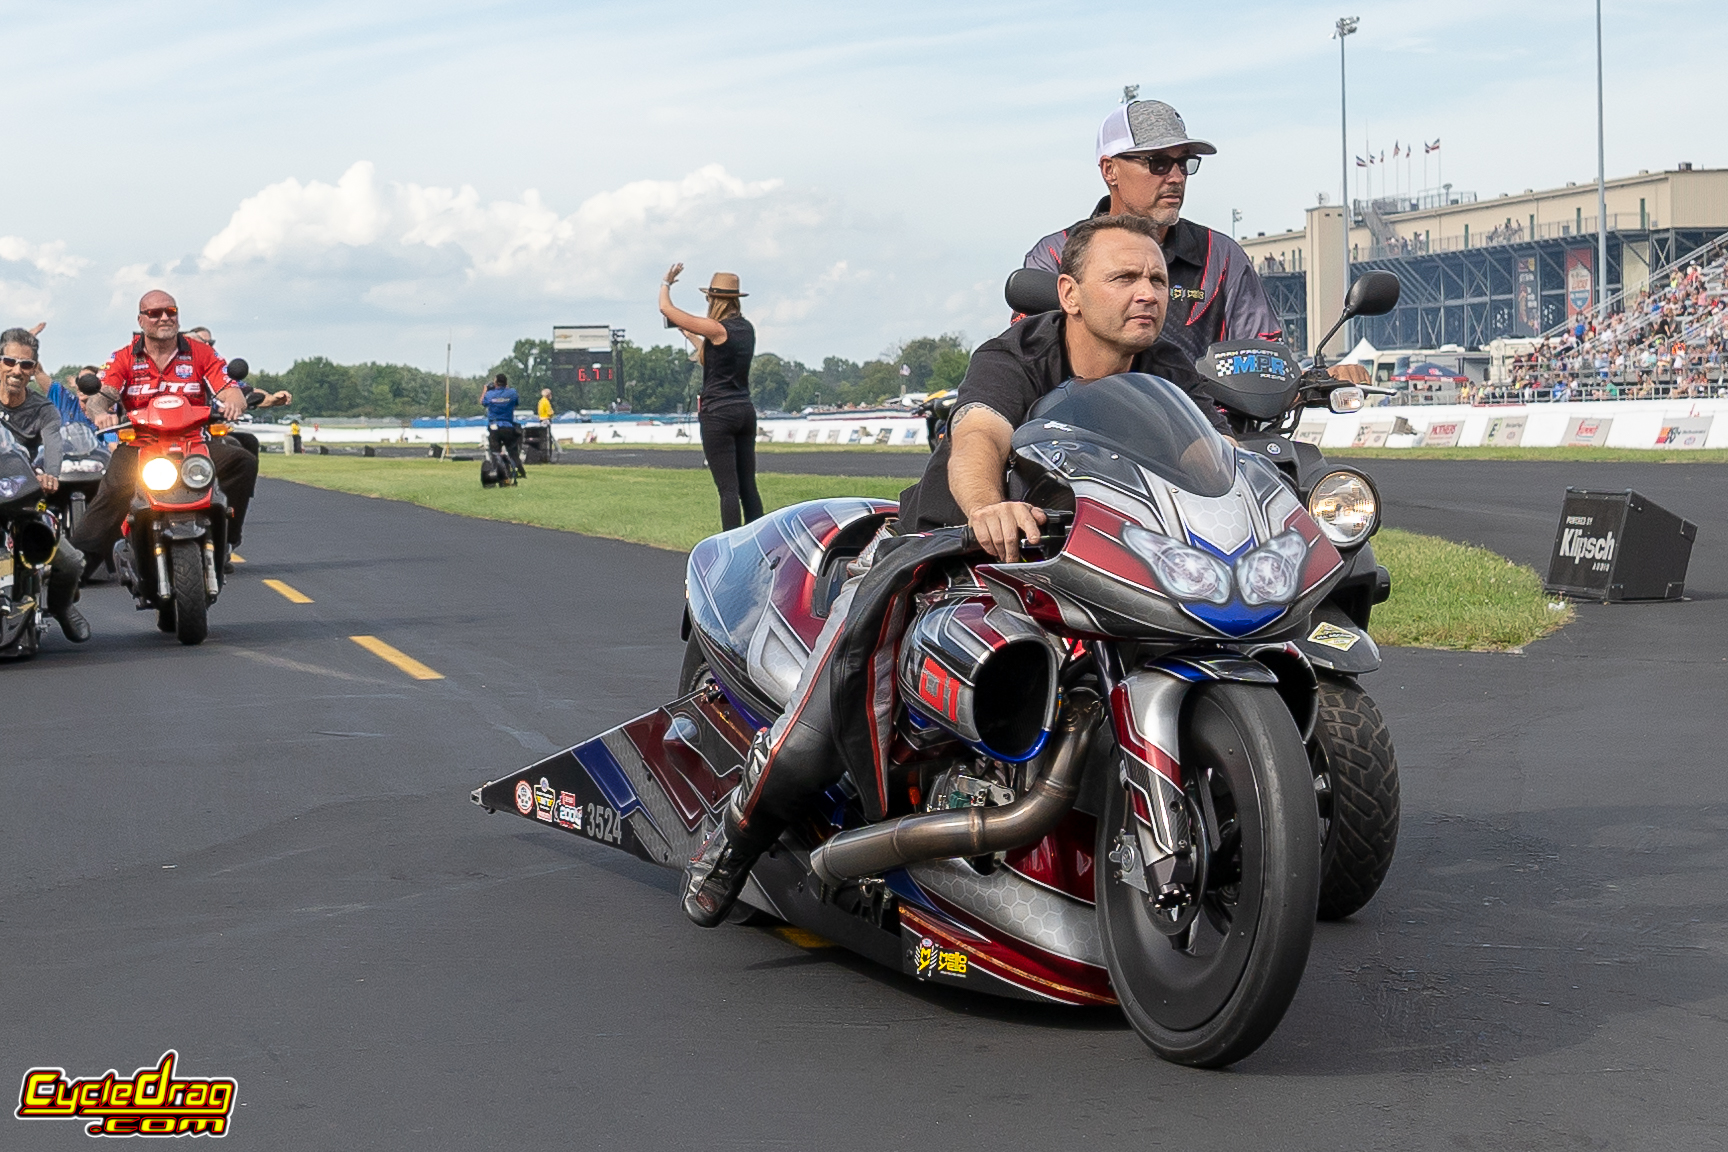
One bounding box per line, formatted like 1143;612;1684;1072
1237;166;1728;359
1476;232;1728;404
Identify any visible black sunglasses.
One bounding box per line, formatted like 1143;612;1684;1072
1;356;38;371
1123;153;1202;177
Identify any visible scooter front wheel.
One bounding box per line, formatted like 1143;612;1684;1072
170;541;208;646
1096;681;1320;1068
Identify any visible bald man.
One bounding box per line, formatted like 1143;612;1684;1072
69;290;259;570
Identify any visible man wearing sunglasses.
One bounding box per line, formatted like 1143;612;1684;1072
1023;100;1285;373
0;327;90;642
69;290;259;573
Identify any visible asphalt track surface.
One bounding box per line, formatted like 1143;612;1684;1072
4;459;1725;1151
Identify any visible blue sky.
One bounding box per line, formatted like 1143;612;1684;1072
6;0;1721;375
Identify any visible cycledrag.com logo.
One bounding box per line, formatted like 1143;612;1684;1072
16;1050;237;1138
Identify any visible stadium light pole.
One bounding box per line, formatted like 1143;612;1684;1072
1336;16;1360;353
1595;0;1609;320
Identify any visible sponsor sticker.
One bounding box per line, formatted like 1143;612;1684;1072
532;778;556;823
15;1050;238;1137
1307;622;1361;652
174;364;194;379
913;936;969;979
555;791;582;831
513;780;534;816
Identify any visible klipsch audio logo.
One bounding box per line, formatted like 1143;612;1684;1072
16;1050;237;1137
1557;518;1616;564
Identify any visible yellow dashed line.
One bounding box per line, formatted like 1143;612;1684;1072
350;635;444;681
262;579;313;604
774;926;833;949
229;553;246;564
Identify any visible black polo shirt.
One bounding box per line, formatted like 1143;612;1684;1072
895;311;1228;533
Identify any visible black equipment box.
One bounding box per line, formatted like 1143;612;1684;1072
521;424;553;465
1544;488;1696;602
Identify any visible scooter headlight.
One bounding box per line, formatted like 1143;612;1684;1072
141;457;179;491
1236;531;1308;606
181;455;214;489
1123;525;1232;605
1307;470;1379;547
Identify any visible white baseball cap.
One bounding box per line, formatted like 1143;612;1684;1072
1096;100;1217;163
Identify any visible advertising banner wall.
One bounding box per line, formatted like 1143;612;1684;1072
1656;416;1713;448
1563;416;1614;446
1421;420;1463;447
1485;415;1528;446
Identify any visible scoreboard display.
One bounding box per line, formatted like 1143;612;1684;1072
551;325;618;401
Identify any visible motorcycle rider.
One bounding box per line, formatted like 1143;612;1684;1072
69;291;259;568
0;328;90;642
681;214;1214;925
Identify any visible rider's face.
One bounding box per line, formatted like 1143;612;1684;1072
1103;149;1193;228
1063;231;1168;354
138;292;180;341
0;343;32;402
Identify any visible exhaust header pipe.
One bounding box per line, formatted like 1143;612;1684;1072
810;691;1102;887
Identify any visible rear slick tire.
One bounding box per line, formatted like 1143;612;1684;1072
170;541;207;646
1096;681;1320;1069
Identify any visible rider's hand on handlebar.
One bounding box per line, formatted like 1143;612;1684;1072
94;412;118;430
35;471;58;494
1327;363;1370;385
968;501;1046;563
217;388;246;422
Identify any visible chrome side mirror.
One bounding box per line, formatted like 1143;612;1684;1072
1329;387;1365;413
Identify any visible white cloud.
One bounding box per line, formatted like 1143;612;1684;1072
199;160;787;300
0;236;89;278
201;161;390;264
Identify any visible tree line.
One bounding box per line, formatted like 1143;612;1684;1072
238;333;972;419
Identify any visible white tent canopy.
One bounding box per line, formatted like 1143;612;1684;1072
1342;337;1379;364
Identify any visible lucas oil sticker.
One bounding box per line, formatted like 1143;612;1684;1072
1307;622;1361;652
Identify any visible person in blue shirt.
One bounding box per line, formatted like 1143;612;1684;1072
481;373;525;477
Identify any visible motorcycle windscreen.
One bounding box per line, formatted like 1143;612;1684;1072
1018;373;1235;499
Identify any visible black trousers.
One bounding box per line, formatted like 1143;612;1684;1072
488;425;524;475
70;440;259;560
699;403;763;532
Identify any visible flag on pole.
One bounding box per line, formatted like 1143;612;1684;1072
1393;142;1401;158
1355;156;1368;167
1380;151;1386;163
1425;138;1441;153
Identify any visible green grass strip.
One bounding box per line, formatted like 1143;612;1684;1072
261;454;1569;651
260;453;905;553
1368;528;1572;650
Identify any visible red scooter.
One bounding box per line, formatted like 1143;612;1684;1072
112;393;232;645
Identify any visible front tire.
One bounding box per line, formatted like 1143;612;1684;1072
170;541;208;646
679;632;712;695
1097;682;1319;1068
1310;679;1400;920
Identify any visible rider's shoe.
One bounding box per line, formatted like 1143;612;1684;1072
55;606;91;643
681;821;760;928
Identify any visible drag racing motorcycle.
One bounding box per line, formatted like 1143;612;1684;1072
44;420;111;545
475;273;1405;1067
111;393;234;646
0;424;61;659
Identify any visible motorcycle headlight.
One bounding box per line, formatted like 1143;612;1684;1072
1236;531;1308;606
1122;525;1232;605
141;457;180;491
1307;470;1379;547
181;455;214;489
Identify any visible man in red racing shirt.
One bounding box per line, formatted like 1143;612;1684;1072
69;290;259;572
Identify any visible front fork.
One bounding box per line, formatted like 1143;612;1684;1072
1097;649;1293;933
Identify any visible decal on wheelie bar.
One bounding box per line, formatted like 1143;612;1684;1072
913;936;969;979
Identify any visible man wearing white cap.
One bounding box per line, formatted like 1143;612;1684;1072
1024;99;1284;371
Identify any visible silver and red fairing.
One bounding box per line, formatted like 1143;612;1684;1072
684;497;897;719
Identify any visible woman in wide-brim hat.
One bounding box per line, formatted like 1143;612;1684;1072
660;264;762;531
